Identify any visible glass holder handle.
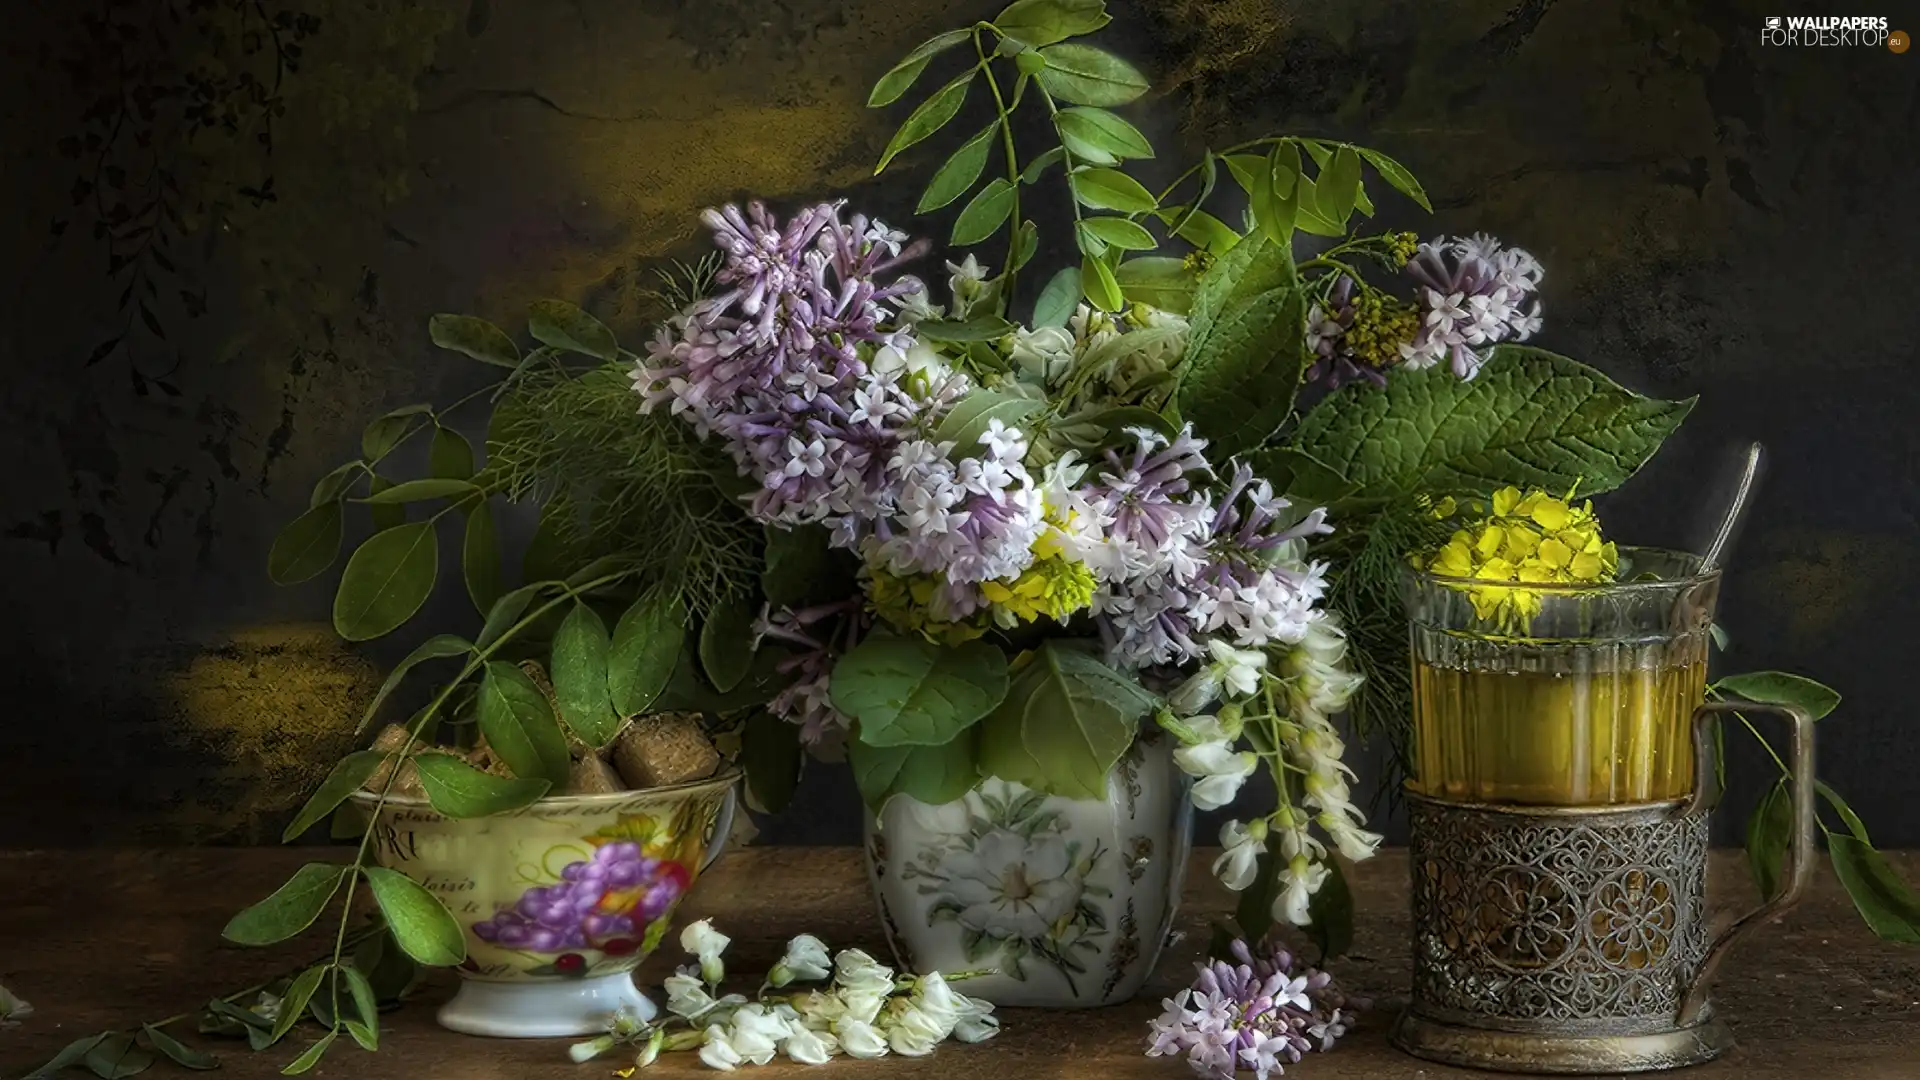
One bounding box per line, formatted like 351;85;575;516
702;785;739;872
1674;699;1816;1025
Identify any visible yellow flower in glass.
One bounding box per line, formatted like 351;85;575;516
1413;486;1619;631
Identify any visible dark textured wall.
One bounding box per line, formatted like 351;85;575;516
2;0;1915;847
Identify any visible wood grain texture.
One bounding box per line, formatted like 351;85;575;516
2;848;1916;1078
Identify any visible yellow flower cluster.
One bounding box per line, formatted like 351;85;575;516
1344;289;1420;371
1415;486;1620;626
980;554;1097;625
1385;230;1421;267
865;568;991;645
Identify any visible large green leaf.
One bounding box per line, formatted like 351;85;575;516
429;426;475;480
951;178;1016;245
993;0;1110;47
412;753;549;818
1069;167;1156;213
477;662;573;787
364;867;468;965
359;478;479;505
282;750;387;842
1113;256;1196;315
1054;106;1152;163
141;1024;218;1071
551;603;620;746
1358;146;1432;211
1186;231;1294;358
360;405;431;463
850;730;980;813
976;641;1153;798
527;299;618;361
608;590;685;717
333;521;439;642
1032;266;1082;328
1745;779;1790;898
868;29;971;108
876;70;975;173
1716;671;1841;720
222;864;347;945
268;502;344;585
918;124;996;213
427;314;520;368
830;637;1008;747
1292;345;1696;499
1034;42;1148;106
1078;216;1156;251
1175;282;1306;457
700;596;759;694
933;388;1044;452
1830;834;1920;944
83;1033;154;1078
461;503;503;615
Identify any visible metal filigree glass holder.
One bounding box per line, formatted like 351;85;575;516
1392;550;1816;1073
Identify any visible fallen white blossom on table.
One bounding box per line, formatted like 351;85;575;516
569;921;998;1070
0;980;32;1027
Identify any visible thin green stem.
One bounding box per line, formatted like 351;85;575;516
1737;711;1793;776
973;29;1023;300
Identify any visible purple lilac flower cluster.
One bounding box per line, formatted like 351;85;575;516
1147;939;1359;1080
1400;234;1543;380
471;841;683;952
1084;432;1332;670
753;600;865;746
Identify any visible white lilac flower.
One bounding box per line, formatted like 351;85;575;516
769;933;833;987
833;1016;891;1058
1274;854;1330;926
681;919;731;985
1174;739;1258;811
1213;819;1265;892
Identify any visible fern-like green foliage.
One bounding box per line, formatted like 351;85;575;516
484;362;762;619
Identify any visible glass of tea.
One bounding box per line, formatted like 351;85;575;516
1401;548;1719;806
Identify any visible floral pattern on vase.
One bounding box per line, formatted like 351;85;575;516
865;733;1191;1007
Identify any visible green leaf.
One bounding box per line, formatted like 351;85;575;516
831;637;1009;747
1069;167;1157;212
358;477;479;505
281;750;387;842
1032;266;1082;328
868;29;971;107
428;426;475;479
1176;280;1306;457
341;964;380;1047
918;124;996;213
141;1025;217;1071
1051;405;1179;453
364;866;468;964
1290;176;1346;237
280;1031;337;1076
477;662;572;787
268;965;326;1045
551;603;620;745
1293;345;1697;500
743;708;804;814
655;644;790;714
994;0;1109;46
876;70;975;173
413;752;550;818
1245;446;1354;504
1054;106;1152;164
476;583;545;651
427;314;520;368
1306;858;1355;962
1830;834;1920;944
360;406;430;462
268;502;344;585
698;597;759;694
1034;42;1149;106
913;314;1017;342
308;461;362;508
1716;671;1841;720
609;590;685;717
1021;146;1065;184
1082;252;1123;312
365;476;407;531
461;503;503;615
1011;219;1039;271
342;1020;377;1053
1358;146;1432;211
1745;779;1790;898
1167;208;1239;255
1077;216;1156;251
976;641;1151;799
527;299;618;361
951;177;1016;246
1316;146;1362;227
762;525;846;608
26;1034;112;1080
1818;779;1871;842
1186;231;1294;355
83;1033;154;1079
1112;256;1196;314
332;521;439;642
356;633;473;737
850;730;980;813
222;864;346;945
933;389;1045;452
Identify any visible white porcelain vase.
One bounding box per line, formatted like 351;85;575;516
863;732;1191;1007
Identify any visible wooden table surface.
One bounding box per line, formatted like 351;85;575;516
3;848;1917;1079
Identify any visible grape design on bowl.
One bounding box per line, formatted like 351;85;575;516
472;839;692;958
